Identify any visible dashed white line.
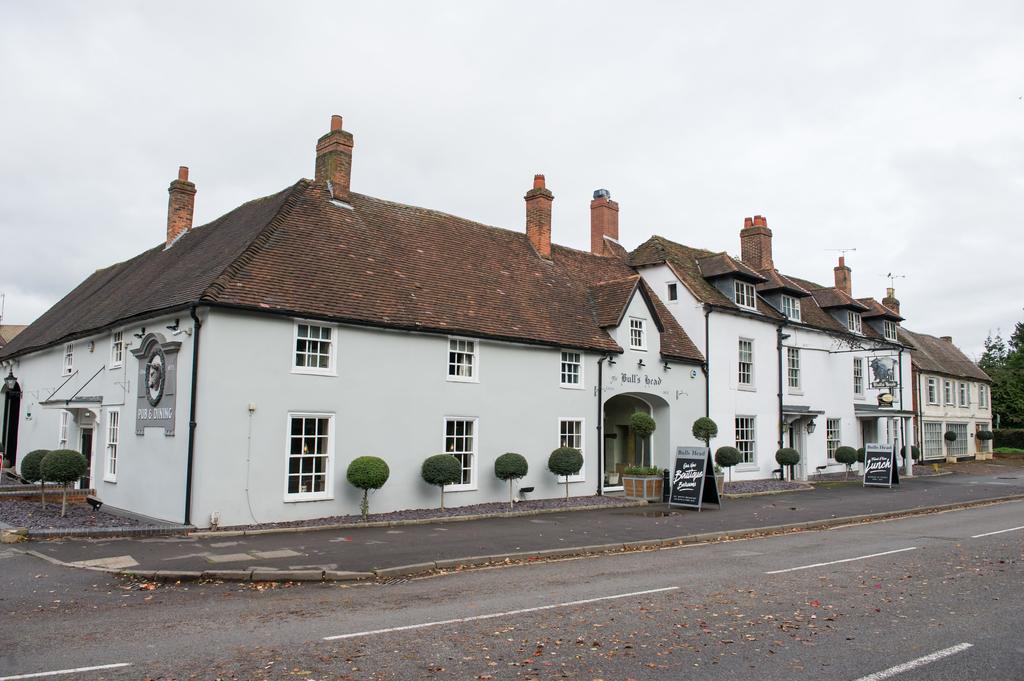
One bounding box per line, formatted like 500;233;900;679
323;586;678;641
851;642;973;681
764;546;918;574
971;525;1024;538
0;663;132;680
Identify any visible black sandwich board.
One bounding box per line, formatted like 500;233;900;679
668;447;721;511
863;443;900;488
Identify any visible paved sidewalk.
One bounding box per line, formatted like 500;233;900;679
25;469;1024;579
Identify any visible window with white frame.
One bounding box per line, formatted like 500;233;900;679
667;282;678;301
447;338;477;381
787;347;800;390
943;380;954;405
58;410;69;448
104;409;120;481
927;377;938;404
110;331;124;368
847;311;862;334
979;384;988;408
285;414;333;499
735;416;756;464
445;417;477;488
734;280;756;310
826;418;841;459
959;382;969;407
853;358;865;397
738;339;753;387
560;351;582;388
63;343;74;375
294;322;335;373
883;320;898;342
946;422;968;457
781;295;801;321
559;418;585;481
629;318;647;350
923;422;943;459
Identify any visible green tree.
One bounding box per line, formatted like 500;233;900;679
548;447;583;500
692;417;718;448
19;449;50;508
346;456;390;521
494;452;529;510
39;450;88;518
981;323;1024;428
421;454;462;510
630;412;657;467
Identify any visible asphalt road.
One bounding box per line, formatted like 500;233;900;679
1;499;1022;680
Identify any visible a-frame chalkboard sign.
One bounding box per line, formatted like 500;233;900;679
863;443;900;488
668;447;721;511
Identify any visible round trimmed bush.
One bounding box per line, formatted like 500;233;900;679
630;412;657;438
19;449;48;484
856;447;865;463
775;448;800;466
548;447;583;500
834;446;857;478
421;454;462;510
714;446;742;483
692;417;718;446
346;456;390;521
944;430;957;442
905;445;921;461
40;449;88;518
977;430;994;442
495;452;529;509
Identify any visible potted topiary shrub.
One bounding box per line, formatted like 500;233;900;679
944;430;957;442
494;452;529;510
346;456;390;521
630;412;657;466
39;449;88;518
692;417;718;448
421;454;462;510
548;447;583;500
621;465;663;501
714;446;741;485
19;449;50;508
834;446;857;480
775;447;800;481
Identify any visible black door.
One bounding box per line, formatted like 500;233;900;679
2;386;20;470
80;429;93;489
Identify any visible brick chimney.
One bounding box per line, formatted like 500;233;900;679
315;114;354;202
882;286;901;316
940;335;953;343
833;256;852;295
525;174;554;259
166;166;196;248
590;189;619;256
739;215;773;270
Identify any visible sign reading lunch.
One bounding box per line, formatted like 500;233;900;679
863;442;900;488
669;446;721;511
131;332;182;436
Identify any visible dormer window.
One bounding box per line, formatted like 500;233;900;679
734;280;756;310
847;311;862;334
883;320;898;341
629;318;647;350
781;295;801;322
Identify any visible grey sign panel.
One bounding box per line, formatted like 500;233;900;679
669;446;720;511
863;442;899;488
131;333;181;436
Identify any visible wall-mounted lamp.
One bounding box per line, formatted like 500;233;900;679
133;327;146;339
637;359;646;369
607;356;616;366
167;319;180;332
167;319;193;337
662;361;672;371
3;370;17;392
806;419;817;434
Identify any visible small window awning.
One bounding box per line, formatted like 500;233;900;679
854;404;915;418
782;405;825;416
38;396;103;408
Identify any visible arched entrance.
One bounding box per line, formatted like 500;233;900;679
602;393;669;489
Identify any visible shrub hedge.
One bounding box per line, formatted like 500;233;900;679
994;429;1024;449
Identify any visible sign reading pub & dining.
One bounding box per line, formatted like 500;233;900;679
131;333;181;435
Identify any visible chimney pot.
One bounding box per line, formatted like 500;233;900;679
590;188;620;256
533;174;545;189
524;175;554;259
315;114;355;202
166;165;197;248
743;217;753;228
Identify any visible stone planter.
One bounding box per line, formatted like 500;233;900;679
622;475;663;502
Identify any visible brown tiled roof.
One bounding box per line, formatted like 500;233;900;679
899;328;990;381
857;297;904;321
809;287;870;311
755;269;811;297
1;181;704;365
590;277;641;328
630;237;782;319
696;253;767;282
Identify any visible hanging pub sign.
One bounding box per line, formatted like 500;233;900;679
668;447;721;511
868;357;899;389
863;442;900;488
131;332;182;435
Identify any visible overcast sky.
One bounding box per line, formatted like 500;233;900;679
1;1;1021;357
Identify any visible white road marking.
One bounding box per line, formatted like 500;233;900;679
0;662;132;680
764;547;917;574
71;555;138;570
323;586;678;641
971;525;1024;538
851;642;973;681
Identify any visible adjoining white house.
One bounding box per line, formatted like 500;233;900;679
631;216;915;481
0;116;706;528
899;329;993;462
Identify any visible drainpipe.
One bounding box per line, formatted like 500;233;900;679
703;307;711;417
777;325;786;452
595;355;614;497
183;304;202;526
898;348;911;477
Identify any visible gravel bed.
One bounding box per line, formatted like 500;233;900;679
722;479;809;494
809;465;945;483
0;499;148;530
216;494;637;532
